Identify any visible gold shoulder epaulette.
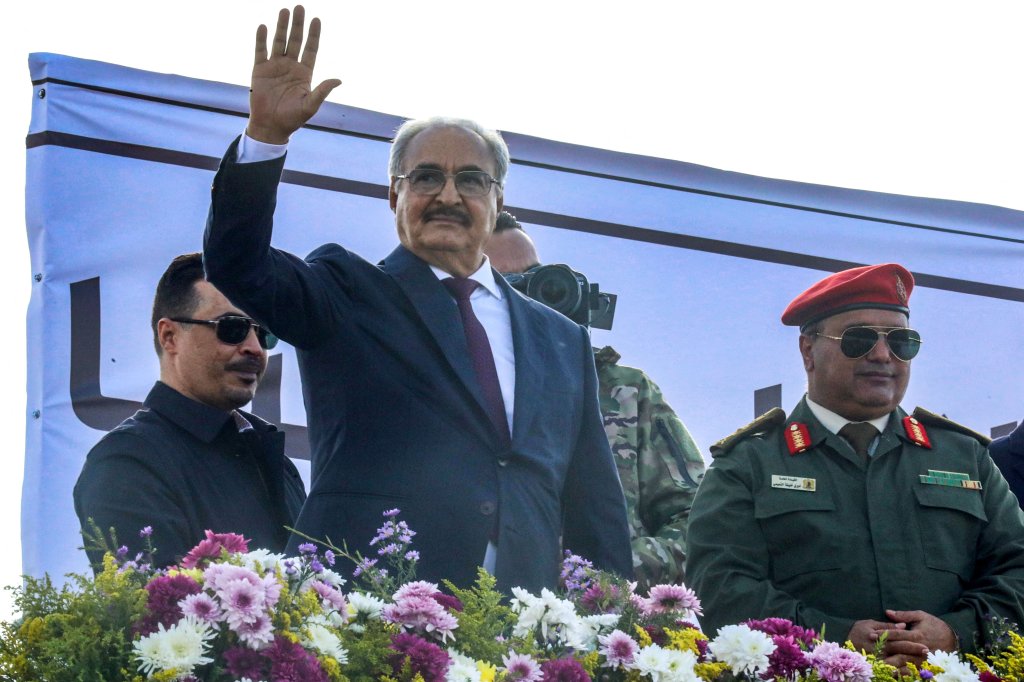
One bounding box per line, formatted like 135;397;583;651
912;407;991;446
711;408;787;457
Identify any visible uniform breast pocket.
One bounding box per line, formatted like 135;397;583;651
754;489;842;581
913;484;987;579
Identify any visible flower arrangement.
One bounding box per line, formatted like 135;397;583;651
0;510;1017;682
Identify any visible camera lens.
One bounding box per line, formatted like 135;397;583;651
527;265;584;317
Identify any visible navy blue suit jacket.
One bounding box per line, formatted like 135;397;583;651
203;140;632;592
990;421;1024;510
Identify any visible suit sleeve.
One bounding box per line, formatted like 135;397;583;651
940;444;1024;652
686;445;855;638
203;136;346;349
561;325;633;577
73;432;196;570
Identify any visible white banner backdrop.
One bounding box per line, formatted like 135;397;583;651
25;53;1024;580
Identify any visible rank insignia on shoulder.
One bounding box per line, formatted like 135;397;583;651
710;408;786;457
903;416;933;449
785;422;812;455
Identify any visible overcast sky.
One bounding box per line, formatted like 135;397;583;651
1;0;1021;617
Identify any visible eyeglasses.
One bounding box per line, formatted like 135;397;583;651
815;326;922;362
171;316;278;350
395;169;501;197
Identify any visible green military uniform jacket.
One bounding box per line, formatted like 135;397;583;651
595;346;706;589
686;397;1024;652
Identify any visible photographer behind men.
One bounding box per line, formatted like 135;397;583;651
74;253;306;568
485;213;706;588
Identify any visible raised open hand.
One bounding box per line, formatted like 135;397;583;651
247;5;342;144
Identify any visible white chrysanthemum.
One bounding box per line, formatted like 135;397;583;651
510;587;588;648
319;567;347;588
133;617;215;675
303;621;348;662
928;651;980;682
708;624;775;676
631;643;672;681
240;549;287;574
662;648;699;682
348;591;386;618
578;613;621;650
447;649;484;682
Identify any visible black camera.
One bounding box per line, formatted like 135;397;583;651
504;264;616;330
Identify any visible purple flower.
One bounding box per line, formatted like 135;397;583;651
312;579;348;616
405;550;420;561
383;593;458;641
297;542;317;555
139;526;153;538
389;632;451;682
220;578;267;629
116;545;129;558
502;651;543;682
384;508;401;517
265;635;329;682
745;617;818;647
223;645;265;680
354;557;378;577
284;558;298;575
136;573;202;635
921;671;935;681
762;635;809;679
323;550;336;566
808;642;872;682
540;657;591;682
433;592;464;613
310;559;325;574
598;630;639;667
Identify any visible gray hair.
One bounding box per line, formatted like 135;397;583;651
388;116;510;185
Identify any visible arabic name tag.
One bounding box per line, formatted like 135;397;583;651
771;475;816;492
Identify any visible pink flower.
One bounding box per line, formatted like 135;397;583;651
312;579;348;619
393;580;442;601
181;531;249;568
221;578;267;629
808;642;872;682
502;651;543;682
598;630;640;667
383;594;458;642
235;611;275;649
643;584;703;617
540;657;591;682
136;573;201;635
179;592;222;623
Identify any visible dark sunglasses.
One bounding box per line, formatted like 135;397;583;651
171;316;278;350
816;326;922;362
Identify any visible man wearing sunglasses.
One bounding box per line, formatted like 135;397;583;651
687;263;1024;665
201;7;631;593
74;253;306;569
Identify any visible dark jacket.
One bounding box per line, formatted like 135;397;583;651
74;381;306;568
203;139;632;593
990;421;1024;509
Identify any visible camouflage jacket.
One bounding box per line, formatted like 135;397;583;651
595;346;706;589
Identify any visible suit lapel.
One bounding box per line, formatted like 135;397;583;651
499;276;548;443
380;246;499;442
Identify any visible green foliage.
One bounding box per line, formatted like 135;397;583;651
0;556;148;682
340;618;396;682
443;570;517;663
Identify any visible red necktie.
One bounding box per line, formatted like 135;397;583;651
442;278;510;442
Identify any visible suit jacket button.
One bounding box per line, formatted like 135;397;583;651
479;501;496;515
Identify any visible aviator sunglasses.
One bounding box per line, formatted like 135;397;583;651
171;316;278;350
815;326;922;362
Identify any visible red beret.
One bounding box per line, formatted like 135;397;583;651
781;263;914;328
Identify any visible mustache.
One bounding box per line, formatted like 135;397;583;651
424;207;471;225
226;358;266;375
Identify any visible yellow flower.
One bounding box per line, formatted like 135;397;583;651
665;627;705;654
634;624;653;647
478;659;498;682
695;661;729;681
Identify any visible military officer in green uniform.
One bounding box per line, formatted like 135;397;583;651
687;263;1024;665
486;214;705;589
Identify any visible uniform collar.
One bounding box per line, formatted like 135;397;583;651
144;381;237;444
805;395;890;435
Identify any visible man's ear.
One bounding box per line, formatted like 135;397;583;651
389;179;399;212
496;188;504;214
157;318;180;357
798;334;815;372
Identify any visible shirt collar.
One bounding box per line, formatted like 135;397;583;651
429;256;505;301
805;395;890;435
144;381;237;443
